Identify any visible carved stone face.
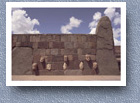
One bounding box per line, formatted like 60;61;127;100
32;63;37;70
64;55;68;62
46;64;51;70
85;54;91;61
63;62;67;70
93;62;97;69
79;62;84;70
40;56;45;63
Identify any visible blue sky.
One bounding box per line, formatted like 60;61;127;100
12;8;121;45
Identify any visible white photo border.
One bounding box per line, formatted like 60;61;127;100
6;2;126;86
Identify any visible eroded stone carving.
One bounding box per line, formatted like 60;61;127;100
79;62;84;70
96;16;120;75
46;64;51;70
63;62;67;70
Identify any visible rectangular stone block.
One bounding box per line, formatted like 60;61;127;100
77;49;82;55
51;42;64;49
51;55;64;62
61;35;71;42
87;35;96;42
12;35;18;42
17;36;22;42
85;42;96;49
39;70;64;75
38;42;49;49
40;35;47;42
16;42;21;47
61;49;77;55
82;49;96;55
67;60;80;69
51;49;59;55
40;49;46;56
21;42;32;47
46;49;51;55
71;35;78;42
32;42;38;49
33;54;41;63
45;56;52;63
52;35;61;42
51;62;63;70
78;55;85;61
82;69;96;75
64;42;74;49
64;70;82;75
81;35;87;42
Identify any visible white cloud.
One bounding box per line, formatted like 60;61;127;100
12;9;40;34
89;12;102;34
114;38;121;46
104;7;116;20
61;16;82;34
114;12;121;25
93;12;102;21
113;28;121;39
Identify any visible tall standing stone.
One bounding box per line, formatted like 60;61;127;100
96;16;120;75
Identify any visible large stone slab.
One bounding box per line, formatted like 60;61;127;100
12;47;33;75
64;70;82;75
96;16;120;75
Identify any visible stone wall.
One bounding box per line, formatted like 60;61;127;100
12;16;121;76
12;34;98;75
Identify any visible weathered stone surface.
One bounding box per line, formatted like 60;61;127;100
38;42;49;49
51;42;64;49
51;55;64;62
12;47;33;75
51;62;63;70
64;42;74;49
39;70;64;75
64;70;82;75
96;16;119;75
61;49;77;55
82;49;96;55
51;49;59;55
32;42;38;49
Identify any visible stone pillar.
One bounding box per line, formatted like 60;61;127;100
96;16;120;75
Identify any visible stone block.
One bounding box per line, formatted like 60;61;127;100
51;55;64;62
52;42;64;49
81;35;87;42
82;49;96;55
32;42;38;49
64;70;82;75
39;70;64;75
51;49;59;55
77;49;82;55
33;54;41;63
17;36;22;42
12;35;18;42
71;35;78;42
78;55;85;61
40;49;46;56
16;42;21;47
40;35;47;42
62;49;77;55
46;49;51;55
12;42;16;49
64;42;74;49
82;69;96;75
21;42;32;47
45;56;52;63
12;47;33;75
52;35;61;42
38;42;49;49
85;42;96;49
51;62;63;70
61;35;70;42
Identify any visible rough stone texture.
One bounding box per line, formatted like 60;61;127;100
39;70;64;75
12;47;33;75
96;16;119;75
64;70;82;75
